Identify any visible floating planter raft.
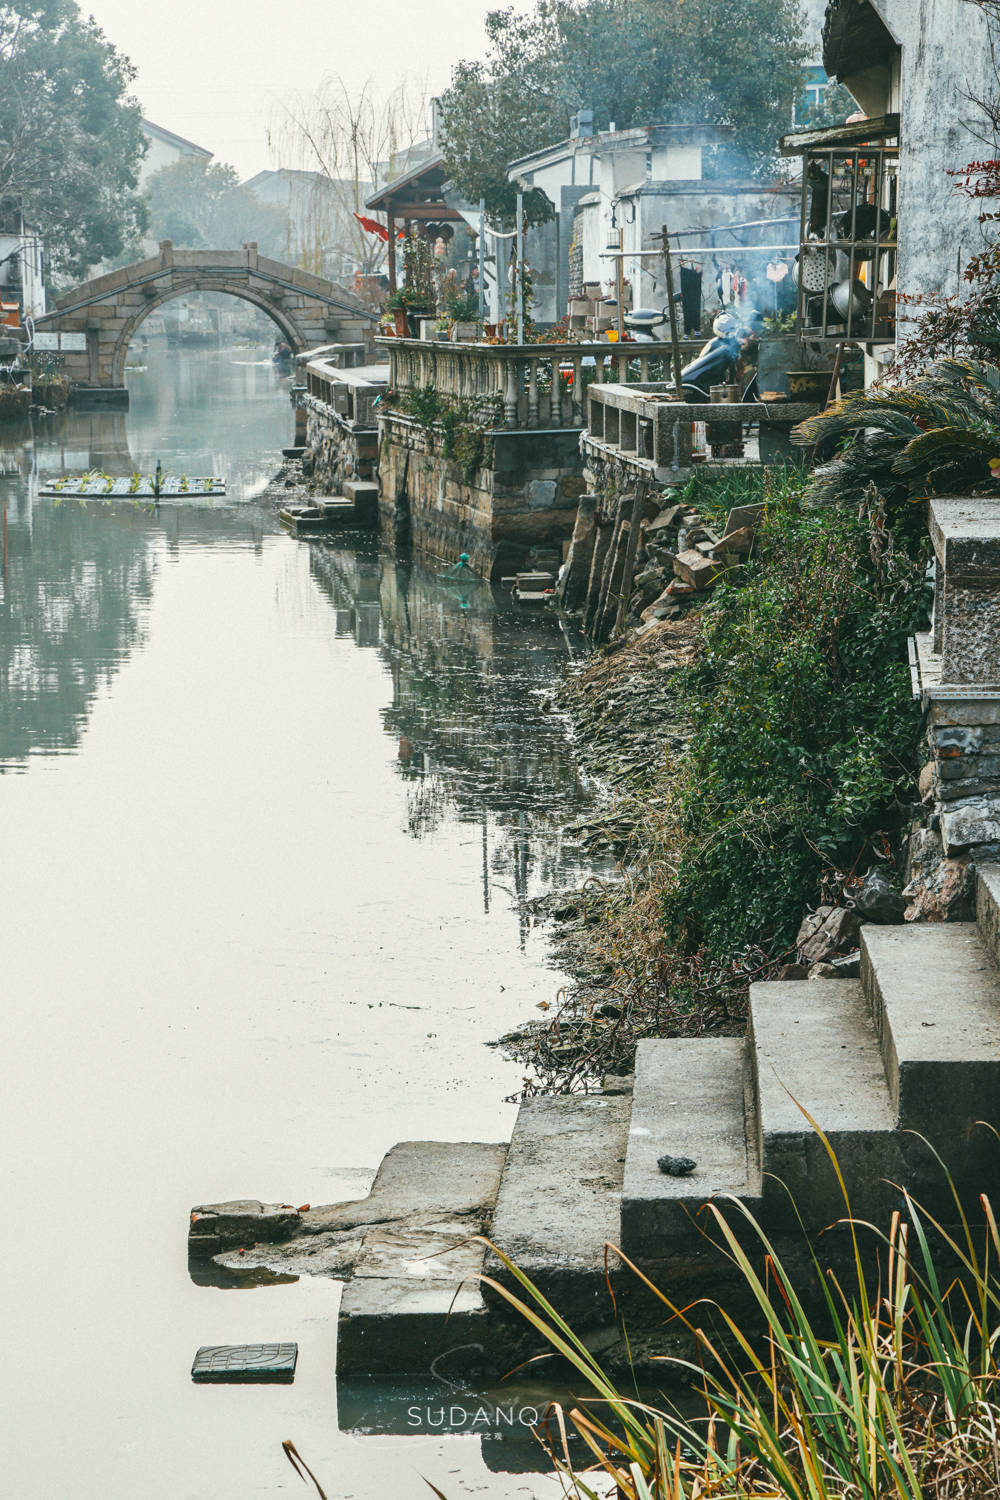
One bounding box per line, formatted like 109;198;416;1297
40;472;226;499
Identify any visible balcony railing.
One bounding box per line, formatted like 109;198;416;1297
376;336;703;431
586;381;823;473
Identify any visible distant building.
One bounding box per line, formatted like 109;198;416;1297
140;120;213;186
507;121;799;328
797;0;836;124
0;199;45;319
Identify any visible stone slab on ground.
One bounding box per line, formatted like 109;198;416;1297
191;1342;298;1383
188;1200;303;1256
749;979;899;1225
621;1038;758;1259
487;1095;629;1279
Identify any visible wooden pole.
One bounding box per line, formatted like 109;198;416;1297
516;191;525;344
478;198;486;326
660;225;685;401
386;211;397;296
615;481;649;636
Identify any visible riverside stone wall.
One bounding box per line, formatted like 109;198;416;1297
377;413;585;578
304;395;378;496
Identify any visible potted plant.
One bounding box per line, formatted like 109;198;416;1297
445;291;480;342
385;289;412;338
433;316;453;342
401;229;437;336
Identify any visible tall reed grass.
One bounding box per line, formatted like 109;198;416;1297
481;1134;1000;1500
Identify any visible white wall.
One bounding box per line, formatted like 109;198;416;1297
0;231;45;318
835;0;993;319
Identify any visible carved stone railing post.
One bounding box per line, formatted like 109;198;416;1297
527;357;539;427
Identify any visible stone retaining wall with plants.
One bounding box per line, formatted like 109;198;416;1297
378;391;585;577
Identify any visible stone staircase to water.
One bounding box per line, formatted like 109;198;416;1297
332;864;1000;1373
190;865;1000;1376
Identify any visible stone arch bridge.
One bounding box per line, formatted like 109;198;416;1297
35;240;376;400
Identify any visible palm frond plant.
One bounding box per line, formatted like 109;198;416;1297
793;358;1000;521
479;1132;1000;1500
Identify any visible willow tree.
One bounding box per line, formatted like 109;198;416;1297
268;79;428;280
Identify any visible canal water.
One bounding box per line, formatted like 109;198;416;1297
0;342;601;1497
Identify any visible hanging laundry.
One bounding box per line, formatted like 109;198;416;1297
679;265;702;335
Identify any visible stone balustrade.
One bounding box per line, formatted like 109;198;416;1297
375;336;702;431
585;381;822;476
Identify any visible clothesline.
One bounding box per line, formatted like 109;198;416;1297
599;244;803;258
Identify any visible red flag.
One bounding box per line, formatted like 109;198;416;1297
354;213;389;242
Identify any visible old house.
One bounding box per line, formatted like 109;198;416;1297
138;119;213;186
781;0;994;377
0;199;45;320
506;119;802;329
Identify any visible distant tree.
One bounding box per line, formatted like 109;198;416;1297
145;158;290;259
270;78;428;280
440;0;809;223
0;0;148;281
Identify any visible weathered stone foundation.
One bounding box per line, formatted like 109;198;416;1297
905;496;1000;919
377;413;584;578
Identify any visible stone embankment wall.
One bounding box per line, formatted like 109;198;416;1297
377;413;585;578
304;396;378;496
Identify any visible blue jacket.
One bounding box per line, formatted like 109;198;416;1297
680;335;741;397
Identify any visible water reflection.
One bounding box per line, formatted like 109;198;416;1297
310;541;599;936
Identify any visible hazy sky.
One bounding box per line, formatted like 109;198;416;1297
79;0;527;179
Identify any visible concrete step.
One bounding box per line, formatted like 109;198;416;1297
342;480;379;523
749;979;899;1226
976;863;1000;964
486;1094;629;1311
336;1141;505;1376
861;924;1000;1187
620;1038;759;1260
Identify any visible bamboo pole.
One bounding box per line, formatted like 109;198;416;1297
615;480;649;636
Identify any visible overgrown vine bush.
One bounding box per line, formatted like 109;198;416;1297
662;473;931;961
399;383;503;483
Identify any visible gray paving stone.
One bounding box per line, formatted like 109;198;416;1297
191;1343;297;1383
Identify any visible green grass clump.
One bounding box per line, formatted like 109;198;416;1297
662;471;930;961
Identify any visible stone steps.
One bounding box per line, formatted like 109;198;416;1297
976;862;1000;961
486;1094;629;1299
315;873;1000;1370
336;1140;506;1377
620;1038;758;1259
749;977;900;1227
